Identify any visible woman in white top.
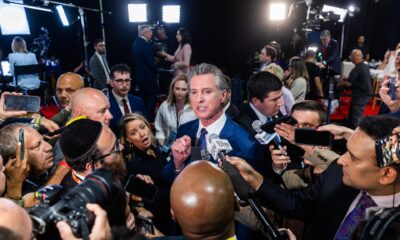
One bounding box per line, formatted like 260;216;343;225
8;36;40;90
284;57;309;102
155;74;197;145
160;28;192;75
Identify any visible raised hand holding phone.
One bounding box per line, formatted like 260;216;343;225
4;132;30;199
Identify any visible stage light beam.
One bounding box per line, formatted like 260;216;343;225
128;4;147;23
162;5;180;23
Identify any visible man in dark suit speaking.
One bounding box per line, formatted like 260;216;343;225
163;63;259;184
132;25;158;121
226;115;400;240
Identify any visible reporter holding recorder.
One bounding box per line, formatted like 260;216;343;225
226;115;400;240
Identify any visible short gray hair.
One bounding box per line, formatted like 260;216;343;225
138;25;151;36
187;63;231;92
0;123;27;163
320;30;331;39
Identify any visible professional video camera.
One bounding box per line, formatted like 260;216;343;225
31;27;51;59
29;168;115;239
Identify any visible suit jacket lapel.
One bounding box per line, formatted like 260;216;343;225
110;92;122;119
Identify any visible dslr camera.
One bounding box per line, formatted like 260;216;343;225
29;169;115;239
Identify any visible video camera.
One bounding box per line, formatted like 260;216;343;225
29;169;115;239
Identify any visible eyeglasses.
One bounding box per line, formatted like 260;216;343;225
113;78;132;84
93;138;121;161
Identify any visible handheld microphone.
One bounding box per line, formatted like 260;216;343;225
190;146;202;161
208;134;233;160
252;120;277;145
272;137;288;156
161;131;176;153
208;134;287;240
252;120;287;156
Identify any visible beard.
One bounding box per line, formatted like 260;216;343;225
101;153;126;182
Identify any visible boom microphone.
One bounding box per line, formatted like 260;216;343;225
208;134;287;240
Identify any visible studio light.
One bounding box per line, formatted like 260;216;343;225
162;5;180;23
0;0;31;35
56;5;69;26
269;3;286;21
307;45;318;53
128;4;147;23
321;5;348;22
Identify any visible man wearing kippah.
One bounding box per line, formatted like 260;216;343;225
59;118;122;189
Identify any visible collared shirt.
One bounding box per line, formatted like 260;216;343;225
140;36;149;42
112;90;132;114
223;102;231;113
197;113;227;155
95;52;110;81
337;191;400;232
249;102;272;124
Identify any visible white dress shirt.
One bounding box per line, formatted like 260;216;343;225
345;191;400;219
112;90;131;115
197;113;227;155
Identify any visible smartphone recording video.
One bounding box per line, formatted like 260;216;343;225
294;128;333;146
124;175;159;202
261;115;298;134
375;134;400;167
4;95;40;112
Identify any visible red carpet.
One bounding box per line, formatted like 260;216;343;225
330;92;380;121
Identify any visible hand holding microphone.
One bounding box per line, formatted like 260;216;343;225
269;145;291;171
208;134;288;240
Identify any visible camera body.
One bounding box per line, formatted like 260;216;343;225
29;169;114;239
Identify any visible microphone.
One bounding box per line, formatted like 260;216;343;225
208;134;233;160
252;120;287;156
272;137;288;156
190;146;202;161
161;131;176;154
252;120;277;145
208;134;287;240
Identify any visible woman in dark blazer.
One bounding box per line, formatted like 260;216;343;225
119;113;173;235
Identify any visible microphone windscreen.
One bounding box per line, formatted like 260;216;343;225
208;133;219;144
190;146;202;161
252;120;262;133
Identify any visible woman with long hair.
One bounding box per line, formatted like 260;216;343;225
284;57;309;102
154;74;197;145
8;36;41;90
119;113;173;235
160;28;192;75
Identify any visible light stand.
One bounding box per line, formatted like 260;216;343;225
47;0;111;72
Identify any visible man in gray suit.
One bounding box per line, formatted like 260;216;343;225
89;39;110;90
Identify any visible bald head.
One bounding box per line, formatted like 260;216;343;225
0;198;32;240
56;72;84;109
71;88;113;126
170;161;236;240
350;49;363;64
